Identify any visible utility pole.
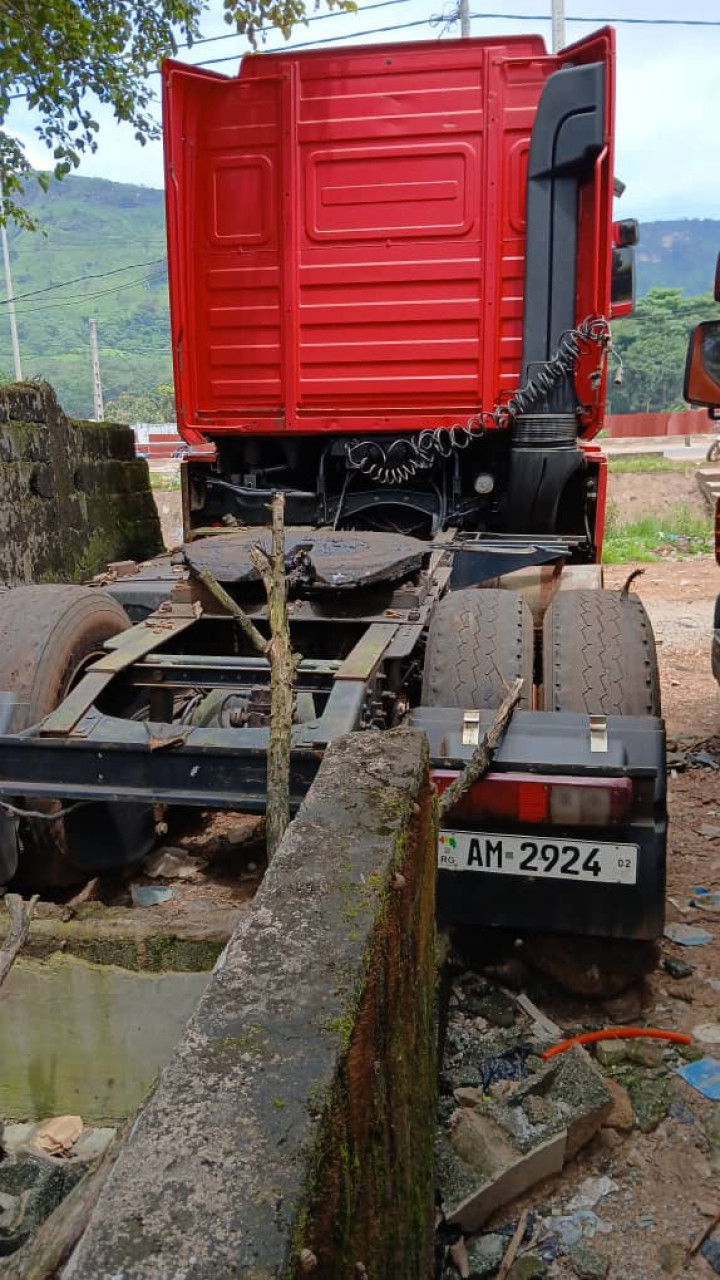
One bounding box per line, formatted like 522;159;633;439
0;184;23;382
551;0;565;52
459;0;470;38
88;318;104;421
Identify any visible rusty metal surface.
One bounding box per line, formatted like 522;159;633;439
335;624;398;682
182;531;426;590
39;609;201;738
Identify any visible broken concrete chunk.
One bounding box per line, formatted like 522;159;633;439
441;1047;612;1233
465;1233;506;1278
568;1241;609;1279
626;1038;666;1068
595;1038;630;1068
507;1257;548;1279
627;1074;674;1133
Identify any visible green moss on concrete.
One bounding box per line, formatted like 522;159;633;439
0;381;162;587
2;915;227;974
292;770;437;1279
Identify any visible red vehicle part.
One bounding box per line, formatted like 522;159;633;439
163;30;615;447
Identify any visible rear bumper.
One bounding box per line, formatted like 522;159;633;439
409;708;666;941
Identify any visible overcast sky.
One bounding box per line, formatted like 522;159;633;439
6;0;720;223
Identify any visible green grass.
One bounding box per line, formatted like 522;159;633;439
150;472;181;491
602;502;713;563
607;454;699;474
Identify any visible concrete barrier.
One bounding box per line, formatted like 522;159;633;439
0;382;162;586
65;728;438;1280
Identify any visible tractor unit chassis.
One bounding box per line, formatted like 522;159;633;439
0;529;666;944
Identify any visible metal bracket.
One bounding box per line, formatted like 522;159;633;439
462;710;481;747
589;715;608;753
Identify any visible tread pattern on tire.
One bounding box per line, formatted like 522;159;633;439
542;589;661;716
421;588;534;710
0;585;130;720
0;586;131;887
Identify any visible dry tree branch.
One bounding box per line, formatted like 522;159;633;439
438;678;524;820
0;892;39;989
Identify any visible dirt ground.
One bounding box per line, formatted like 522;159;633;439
608;470;707;523
465;556;720;1278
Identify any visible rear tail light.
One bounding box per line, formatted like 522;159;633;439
431;771;633;827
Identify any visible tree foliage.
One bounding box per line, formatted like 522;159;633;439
0;0;351;227
105;381;176;422
608;287;720;415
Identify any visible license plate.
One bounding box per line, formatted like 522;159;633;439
438;830;638;885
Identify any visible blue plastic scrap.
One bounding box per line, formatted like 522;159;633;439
664;922;713;947
676;1057;720;1101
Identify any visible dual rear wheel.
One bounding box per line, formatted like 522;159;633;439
421;586;661;717
423;585;662;995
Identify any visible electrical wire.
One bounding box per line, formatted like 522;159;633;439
9;270;166;316
184;0;415;50
0;257;165;307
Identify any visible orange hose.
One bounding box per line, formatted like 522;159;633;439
542;1026;692;1061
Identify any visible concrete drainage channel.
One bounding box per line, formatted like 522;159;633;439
0;730;708;1278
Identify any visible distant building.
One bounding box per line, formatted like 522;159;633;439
132;422;183;460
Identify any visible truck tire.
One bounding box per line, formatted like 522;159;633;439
0;586;132;887
421;588;534;709
542;589;661;716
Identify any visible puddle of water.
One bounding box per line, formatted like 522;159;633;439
0;952;210;1123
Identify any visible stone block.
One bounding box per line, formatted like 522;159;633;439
0;381;162;587
66;729;437;1279
440;1047;613;1233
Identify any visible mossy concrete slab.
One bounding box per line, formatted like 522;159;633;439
0;381;162;586
67;728;437;1280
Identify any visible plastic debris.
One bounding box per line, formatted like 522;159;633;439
693;1024;720;1045
676;1058;720;1101
143;847;206;880
691;889;720;910
701;1237;720;1275
477;1045;533;1090
664;922;713;947
33;1115;83;1156
565;1177;618;1213
130;884;174;908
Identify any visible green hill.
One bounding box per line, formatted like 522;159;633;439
0;175;718;418
0;176;171;418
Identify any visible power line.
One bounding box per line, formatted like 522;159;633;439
10;270;166;316
0;256;165;306
184;0;414;50
197;16;438;63
194;10;720;63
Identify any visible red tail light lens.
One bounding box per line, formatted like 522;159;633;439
432;771;632;826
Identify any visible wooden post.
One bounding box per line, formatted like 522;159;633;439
250;494;300;861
